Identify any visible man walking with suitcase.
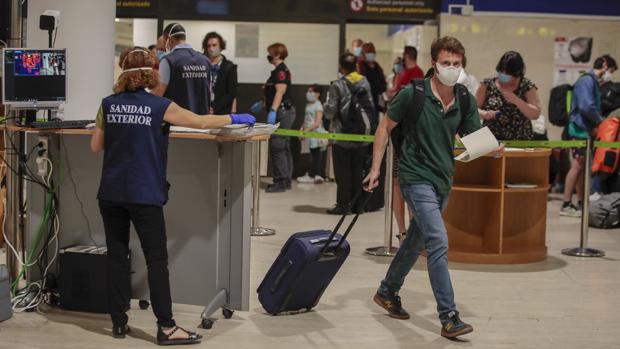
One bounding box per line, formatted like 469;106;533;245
363;36;503;339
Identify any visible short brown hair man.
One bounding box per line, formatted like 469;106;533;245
364;36;503;339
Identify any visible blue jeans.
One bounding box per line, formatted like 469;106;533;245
378;183;456;319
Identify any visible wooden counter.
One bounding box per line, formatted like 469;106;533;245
444;148;551;264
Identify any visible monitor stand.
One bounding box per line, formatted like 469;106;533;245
25;110;37;125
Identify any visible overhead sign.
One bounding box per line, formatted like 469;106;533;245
348;0;439;20
116;0;438;21
116;0;158;17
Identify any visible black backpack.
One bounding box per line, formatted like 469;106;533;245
548;74;597;127
601;81;620;117
548;84;573;127
341;81;376;135
391;79;470;158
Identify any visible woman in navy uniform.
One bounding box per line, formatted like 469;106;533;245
90;47;254;345
257;43;295;193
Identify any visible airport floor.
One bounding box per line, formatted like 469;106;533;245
1;179;619;349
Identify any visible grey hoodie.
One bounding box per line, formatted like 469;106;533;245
324;73;374;148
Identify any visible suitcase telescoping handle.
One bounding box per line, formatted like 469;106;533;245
320;191;372;255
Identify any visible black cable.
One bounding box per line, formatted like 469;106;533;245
52;28;58;48
5;131;49;189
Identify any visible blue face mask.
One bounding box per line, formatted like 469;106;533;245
393;63;404;74
498;72;512;84
353;47;362;57
156;50;167;62
365;53;376;62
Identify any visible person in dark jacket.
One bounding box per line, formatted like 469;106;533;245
324;53;374;215
358;42;387;114
261;43;296;193
91;47;255;345
202;31;238;114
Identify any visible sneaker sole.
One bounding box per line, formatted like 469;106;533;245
373;294;410;320
559;211;581;218
441;325;473;339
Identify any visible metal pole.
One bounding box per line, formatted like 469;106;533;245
365;139;398;257
5;0;23;282
562;138;605;257
250;141;275;236
5;121;21;282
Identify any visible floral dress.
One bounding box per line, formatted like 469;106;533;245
481;77;537;140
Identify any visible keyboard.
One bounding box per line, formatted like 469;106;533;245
30;120;94;129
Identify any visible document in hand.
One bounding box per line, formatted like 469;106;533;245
454;126;499;162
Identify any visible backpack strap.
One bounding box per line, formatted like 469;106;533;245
455;83;471;137
399;79;426;163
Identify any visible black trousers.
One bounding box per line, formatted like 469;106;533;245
332;144;368;208
309;148;324;177
269;106;296;184
99;200;176;328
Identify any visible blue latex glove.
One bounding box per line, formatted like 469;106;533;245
250;101;264;114
230;114;256;126
267;110;277;125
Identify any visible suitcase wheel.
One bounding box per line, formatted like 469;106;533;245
222;308;234;319
201;318;214;329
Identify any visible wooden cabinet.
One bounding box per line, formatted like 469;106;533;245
444;149;550;264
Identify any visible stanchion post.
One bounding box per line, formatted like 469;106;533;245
250;141;276;236
365;139;398;257
562;137;605;257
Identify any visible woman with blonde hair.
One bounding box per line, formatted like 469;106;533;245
91;47;254;345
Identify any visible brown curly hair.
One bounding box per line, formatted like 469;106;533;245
114;46;159;94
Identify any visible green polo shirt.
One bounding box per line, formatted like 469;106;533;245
388;78;481;194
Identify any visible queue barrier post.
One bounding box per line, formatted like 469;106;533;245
562;137;605;257
250;141;276;237
365;139;398;257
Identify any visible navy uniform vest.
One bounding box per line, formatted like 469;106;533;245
162;48;210;114
97;89;172;206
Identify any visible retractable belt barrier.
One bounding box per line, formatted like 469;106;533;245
272;128;620;149
273;128;608;259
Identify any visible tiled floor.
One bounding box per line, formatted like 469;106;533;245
1;180;618;348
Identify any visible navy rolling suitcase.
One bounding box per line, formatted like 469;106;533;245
257;194;370;315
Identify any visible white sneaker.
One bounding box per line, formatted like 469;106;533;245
297;174;314;183
314;175;324;184
560;203;582;218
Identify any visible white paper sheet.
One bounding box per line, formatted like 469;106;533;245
454;127;499;162
169;122;279;137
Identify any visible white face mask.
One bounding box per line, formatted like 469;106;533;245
602;70;613;83
435;63;462;87
306;92;317;102
207;47;221;58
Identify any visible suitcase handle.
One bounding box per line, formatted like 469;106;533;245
320;191;372;255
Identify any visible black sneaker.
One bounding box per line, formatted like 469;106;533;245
266;183;286;193
373;292;410;320
112;325;130;339
326;204;350;215
440;311;473;338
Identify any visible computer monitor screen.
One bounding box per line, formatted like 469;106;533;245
2;48;66;108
